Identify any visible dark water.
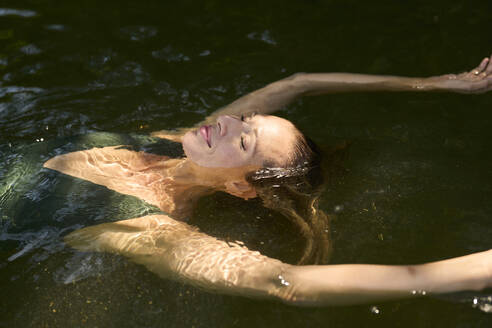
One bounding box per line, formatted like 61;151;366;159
1;0;492;327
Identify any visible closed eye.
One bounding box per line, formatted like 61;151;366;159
240;136;246;151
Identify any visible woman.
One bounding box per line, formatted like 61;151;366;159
45;55;492;306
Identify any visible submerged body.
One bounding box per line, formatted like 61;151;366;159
45;55;492;306
43;146;257;219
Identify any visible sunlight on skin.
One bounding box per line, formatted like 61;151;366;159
65;215;287;300
181;114;300;168
46;54;492;306
43;146;260;219
64;214;492;306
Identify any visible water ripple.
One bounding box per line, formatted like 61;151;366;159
120;26;157;41
247;30;277;45
90;61;150;88
1;225;74;262
152;46;190;63
44;24;65;31
0;8;36;18
19;44;42;55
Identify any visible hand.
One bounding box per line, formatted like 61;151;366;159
431;54;492;94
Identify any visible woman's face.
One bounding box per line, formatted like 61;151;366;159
182;114;299;168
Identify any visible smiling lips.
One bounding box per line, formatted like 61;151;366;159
199;125;212;147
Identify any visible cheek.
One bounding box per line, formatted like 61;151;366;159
212;145;252;167
183;134;254;168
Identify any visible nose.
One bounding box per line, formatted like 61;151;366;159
217;115;242;137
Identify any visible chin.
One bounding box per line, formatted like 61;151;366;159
181;134;206;166
182;133;196;157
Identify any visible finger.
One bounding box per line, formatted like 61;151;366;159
486;54;492;74
473;57;489;74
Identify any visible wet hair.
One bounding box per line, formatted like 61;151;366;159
261;127;318;169
246;132;339;264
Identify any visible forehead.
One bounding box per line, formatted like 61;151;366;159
249;115;299;165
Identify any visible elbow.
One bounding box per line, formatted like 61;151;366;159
285;72;310;96
287;72;308;88
272;286;311;307
265;265;307;306
268;265;326;307
286;72;307;80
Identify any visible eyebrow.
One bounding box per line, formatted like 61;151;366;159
252;126;258;155
248;120;259;156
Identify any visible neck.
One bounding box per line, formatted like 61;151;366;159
159;158;258;218
171;158;258;191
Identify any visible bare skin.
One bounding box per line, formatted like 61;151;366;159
45;54;492;306
43;147;259;219
65;214;492;306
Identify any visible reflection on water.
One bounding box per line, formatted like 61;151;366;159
0;8;36;17
1;0;492;326
119;26;158;42
54;252;123;284
247;30;277;45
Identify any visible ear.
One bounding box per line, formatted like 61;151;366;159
224;180;257;200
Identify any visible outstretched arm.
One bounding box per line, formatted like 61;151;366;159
65;215;492;306
210;54;492;119
152;54;492;141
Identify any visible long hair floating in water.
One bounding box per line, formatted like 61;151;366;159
247;137;350;264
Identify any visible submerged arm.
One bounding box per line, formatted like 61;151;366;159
43;147;196;219
65;215;492;306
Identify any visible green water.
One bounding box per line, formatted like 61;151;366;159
1;0;492;326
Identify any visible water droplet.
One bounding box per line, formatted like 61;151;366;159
278;275;290;286
411;289;427;296
334;205;344;213
370;306;380;314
